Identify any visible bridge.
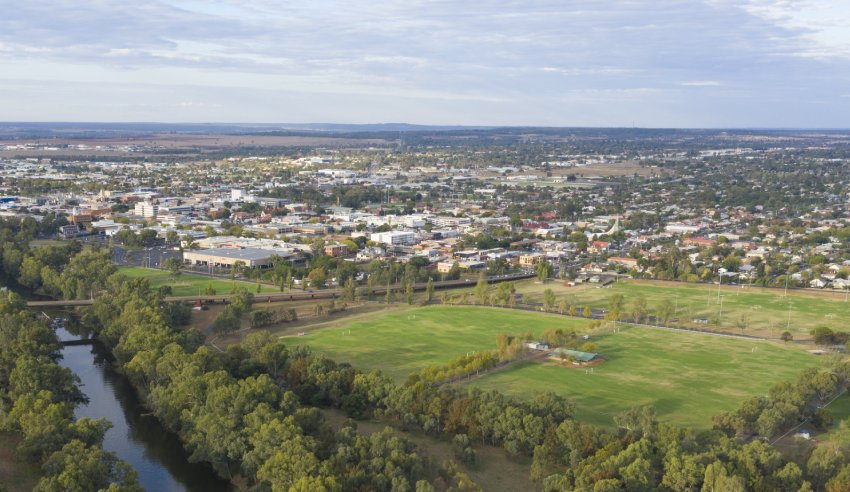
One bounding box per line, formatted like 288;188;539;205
26;272;535;308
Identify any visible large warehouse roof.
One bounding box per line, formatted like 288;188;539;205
184;247;286;262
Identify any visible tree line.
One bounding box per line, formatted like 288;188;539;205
79;266;482;491
0;292;142;491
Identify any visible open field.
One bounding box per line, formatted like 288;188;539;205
296;305;821;429
292;305;592;382
466;325;821;428
0;133;392;158
508;278;850;338
118;267;279;296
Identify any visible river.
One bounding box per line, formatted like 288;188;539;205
56;328;231;492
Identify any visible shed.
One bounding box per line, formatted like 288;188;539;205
551;348;598;362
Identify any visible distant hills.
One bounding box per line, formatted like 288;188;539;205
1;122;849;150
0;122;495;139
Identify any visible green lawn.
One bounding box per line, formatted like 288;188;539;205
509;279;850;338
467;325;821;429
118;267;278;297
297;305;822;429
294;305;592;382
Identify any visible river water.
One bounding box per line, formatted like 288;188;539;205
57;328;231;492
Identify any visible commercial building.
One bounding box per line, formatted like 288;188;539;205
134;201;159;219
519;253;546;267
370;230;417;246
324;244;349;257
183;247;278;268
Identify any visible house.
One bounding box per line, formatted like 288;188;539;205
683;237;716;248
607;257;638;269
589;241;609;253
436;260;484;273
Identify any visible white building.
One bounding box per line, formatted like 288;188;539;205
134;201;159;219
370;231;417;246
665;223;701;234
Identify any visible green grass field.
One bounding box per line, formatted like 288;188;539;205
294;306;592;382
812;393;850;445
508;278;850;338
297;305;822;429
118;267;278;296
467;325;821;428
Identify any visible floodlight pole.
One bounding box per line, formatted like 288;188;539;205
717;271;722;303
786;302;792;331
718;295;724;326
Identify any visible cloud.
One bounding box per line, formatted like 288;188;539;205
0;0;848;126
682;81;722;87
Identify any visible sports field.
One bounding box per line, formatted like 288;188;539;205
294;305;592;382
467;325;821;428
118;267;278;296
509;278;850;338
297;305;821;429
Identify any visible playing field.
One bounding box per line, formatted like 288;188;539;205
297;305;822;429
509;278;850;338
118;267;278;296
293;305;593;382
467;325;821;428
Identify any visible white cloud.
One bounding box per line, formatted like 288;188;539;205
0;1;848;126
682;81;722;87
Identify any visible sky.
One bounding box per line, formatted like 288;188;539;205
1;0;850;127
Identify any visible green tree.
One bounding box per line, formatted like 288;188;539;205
36;439;142;492
162;257;182;277
630;296;647;323
475;273;489;304
307;268;327;289
165;230;178;245
342;278;356;302
656;299;674;325
230;260;246;280
444;262;461;281
536;262;552;282
543;289;556;311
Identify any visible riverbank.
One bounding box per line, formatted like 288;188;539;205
59;336;231;492
0;432;40;492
